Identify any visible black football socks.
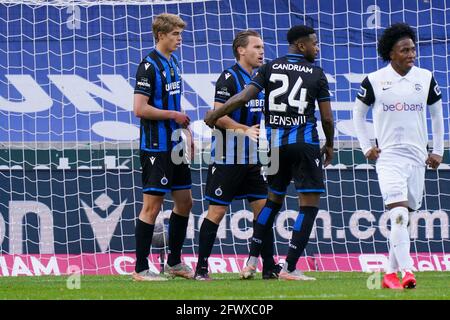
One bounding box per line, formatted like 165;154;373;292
196;218;219;274
255;219;276;270
167;212;189;267
249;200;282;258
285;206;319;272
134;219;155;273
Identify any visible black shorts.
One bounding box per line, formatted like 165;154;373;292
205;164;267;205
267;143;325;195
140;150;191;195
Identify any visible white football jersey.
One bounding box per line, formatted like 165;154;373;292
356;63;442;165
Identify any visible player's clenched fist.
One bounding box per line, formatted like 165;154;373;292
321;145;334;167
364;147;381;161
426;153;442;169
173;111;190;128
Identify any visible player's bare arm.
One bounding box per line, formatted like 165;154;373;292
204;85;260;128
318;100;334;167
134;93;190;127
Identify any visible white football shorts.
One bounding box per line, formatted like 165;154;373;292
376;160;425;210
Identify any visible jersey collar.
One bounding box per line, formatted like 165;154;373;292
154;48;173;63
287;53;305;57
387;62;417;81
236;62;253;78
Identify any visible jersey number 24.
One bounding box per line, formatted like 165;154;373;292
268;73;308;114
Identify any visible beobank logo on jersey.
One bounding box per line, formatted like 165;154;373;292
382;102;424;112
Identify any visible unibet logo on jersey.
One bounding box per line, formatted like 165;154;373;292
245;98;264;113
166;81;181;95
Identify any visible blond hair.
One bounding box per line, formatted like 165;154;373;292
152;13;186;42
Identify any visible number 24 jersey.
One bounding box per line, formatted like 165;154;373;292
250;53;330;147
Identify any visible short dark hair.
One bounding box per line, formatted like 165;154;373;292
377;23;416;62
287;25;315;44
232;30;261;60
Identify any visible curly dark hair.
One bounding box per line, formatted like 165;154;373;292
377;23;416;61
287;25;315;44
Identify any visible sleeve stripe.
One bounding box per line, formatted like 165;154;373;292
134;90;151;96
214;98;227;103
317;97;331;101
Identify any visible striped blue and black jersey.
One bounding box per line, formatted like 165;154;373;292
251;53;330;147
211;63;265;164
134;49;182;152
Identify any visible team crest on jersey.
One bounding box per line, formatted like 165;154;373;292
212;166;216;175
149;156;156;165
225;73;231;80
415;83;422;92
315;159;320;167
162;71;166;78
215;187;223;197
144;63;151;70
161;176;168;186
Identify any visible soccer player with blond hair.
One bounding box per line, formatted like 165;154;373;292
132;13;194;281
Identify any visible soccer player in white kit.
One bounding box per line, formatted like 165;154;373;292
353;23;444;289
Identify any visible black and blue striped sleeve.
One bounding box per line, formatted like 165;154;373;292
214;70;236;103
134;61;155;98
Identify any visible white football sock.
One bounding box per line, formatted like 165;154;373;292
386;243;398;274
389;206;414;271
246;256;258;267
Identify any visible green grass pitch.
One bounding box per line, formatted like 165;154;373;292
0;272;449;300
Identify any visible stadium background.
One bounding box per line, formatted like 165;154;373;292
0;0;449;276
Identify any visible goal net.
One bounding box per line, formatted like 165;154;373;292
0;0;449;276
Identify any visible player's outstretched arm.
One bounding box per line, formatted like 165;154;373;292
134;93;190;127
427;99;444;169
318;100;335;167
204;85;260;128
